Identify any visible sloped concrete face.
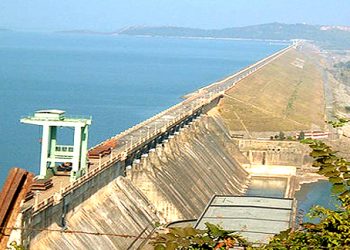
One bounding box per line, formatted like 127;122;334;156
29;115;250;249
31;177;159;250
127;115;250;223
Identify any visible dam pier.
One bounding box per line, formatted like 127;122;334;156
0;42;313;249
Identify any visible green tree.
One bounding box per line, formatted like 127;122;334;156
151;223;249;249
260;205;350;249
279;131;285;140
298;131;305;140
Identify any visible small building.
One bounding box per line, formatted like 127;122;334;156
304;131;329;139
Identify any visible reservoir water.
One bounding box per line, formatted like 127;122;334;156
0;31;285;186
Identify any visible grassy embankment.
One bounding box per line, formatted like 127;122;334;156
218;48;325;133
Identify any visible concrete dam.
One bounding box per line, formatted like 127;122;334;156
31;113;250;249
1;43;305;249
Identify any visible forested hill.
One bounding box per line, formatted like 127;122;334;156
119;23;350;49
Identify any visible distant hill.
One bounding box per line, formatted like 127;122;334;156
56;30;113;35
119;23;350;49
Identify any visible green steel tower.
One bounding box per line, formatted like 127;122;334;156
21;110;92;182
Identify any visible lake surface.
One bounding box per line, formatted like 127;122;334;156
0;31;286;186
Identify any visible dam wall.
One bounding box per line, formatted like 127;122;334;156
16;97;223;248
20;161;126;248
26;114;250;249
7;45;297;249
235;139;308;166
127;114;250;222
30;177;159;250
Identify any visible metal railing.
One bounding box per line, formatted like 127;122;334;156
20;114;91;122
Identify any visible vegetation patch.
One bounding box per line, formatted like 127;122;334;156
333;61;350;87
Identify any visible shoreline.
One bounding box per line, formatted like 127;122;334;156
2;29;292;45
114;33;292;43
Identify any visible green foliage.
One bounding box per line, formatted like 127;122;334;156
298;131;305;140
259;205;350;249
334;61;350;69
301;138;350;201
327;117;350;128
10;242;26;250
154;221;162;228
151;223;249;249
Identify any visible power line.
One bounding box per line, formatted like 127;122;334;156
1;226;348;249
1;226;151;239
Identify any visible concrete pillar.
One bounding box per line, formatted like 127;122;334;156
39;125;50;179
72;125;82;174
49;126;57;168
80;125;88;174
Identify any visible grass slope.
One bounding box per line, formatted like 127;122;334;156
218;47;325;133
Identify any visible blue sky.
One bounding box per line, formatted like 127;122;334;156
1;0;349;31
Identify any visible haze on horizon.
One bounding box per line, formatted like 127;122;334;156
1;0;350;32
